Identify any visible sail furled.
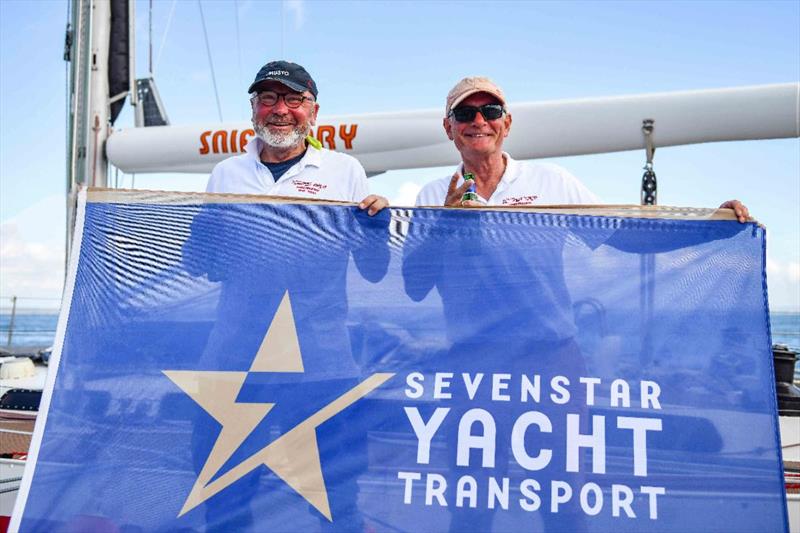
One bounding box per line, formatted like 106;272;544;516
108;0;129;125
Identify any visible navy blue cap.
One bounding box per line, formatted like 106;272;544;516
248;60;318;97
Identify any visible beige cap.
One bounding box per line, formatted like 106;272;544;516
445;76;506;115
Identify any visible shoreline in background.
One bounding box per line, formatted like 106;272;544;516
2;310;799;351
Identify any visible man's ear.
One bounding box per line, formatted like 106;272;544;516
310;102;319;126
504;112;512;138
443;117;454;140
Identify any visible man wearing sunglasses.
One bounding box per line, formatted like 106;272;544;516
414;76;599;209
206;60;387;215
405;77;751;533
415;76;749;222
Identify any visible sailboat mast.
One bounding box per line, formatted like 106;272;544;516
66;0;131;262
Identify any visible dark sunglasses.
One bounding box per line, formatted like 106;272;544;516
449;104;505;123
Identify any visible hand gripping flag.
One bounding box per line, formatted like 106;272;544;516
11;189;787;532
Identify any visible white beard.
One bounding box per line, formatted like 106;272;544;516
254;121;309;149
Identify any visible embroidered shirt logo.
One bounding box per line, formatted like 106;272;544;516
502;195;539;205
292;180;328;195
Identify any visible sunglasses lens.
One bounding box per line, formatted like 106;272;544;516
451;105;504;122
480;104;504;120
452;107;478;122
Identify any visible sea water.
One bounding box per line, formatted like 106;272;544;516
771;311;800;352
1;311;798;364
0;313;59;349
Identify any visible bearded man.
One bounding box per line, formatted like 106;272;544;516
192;61;388;531
206;60;385;214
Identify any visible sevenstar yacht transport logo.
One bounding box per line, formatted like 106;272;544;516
163;291;393;521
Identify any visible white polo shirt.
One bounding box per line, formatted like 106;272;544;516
409;154;601;344
206;136;368;202
198;136;372;380
415;154;600;206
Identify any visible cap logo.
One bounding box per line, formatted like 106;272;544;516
249;61;317;97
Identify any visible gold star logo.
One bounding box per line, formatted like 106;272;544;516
163;291;393;521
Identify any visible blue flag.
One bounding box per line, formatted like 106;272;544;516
12;190;787;532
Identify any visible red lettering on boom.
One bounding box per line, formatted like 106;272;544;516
230;130;238;153
339;124;357;149
199;131;212;154
240;129;254;151
199;125;355;155
212;130;228;154
316;125;336;150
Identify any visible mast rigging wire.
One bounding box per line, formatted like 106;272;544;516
197;0;224;122
148;0;153;74
234;0;243;90
155;0;178;73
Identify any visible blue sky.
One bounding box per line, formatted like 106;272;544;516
1;0;798;309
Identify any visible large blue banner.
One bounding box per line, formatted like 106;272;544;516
12;190;787;532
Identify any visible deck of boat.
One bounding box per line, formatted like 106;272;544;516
0;415;35;459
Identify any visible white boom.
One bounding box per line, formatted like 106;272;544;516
106;83;799;175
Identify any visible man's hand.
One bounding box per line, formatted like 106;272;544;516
358;194;389;216
719;199;750;223
444;172;481;207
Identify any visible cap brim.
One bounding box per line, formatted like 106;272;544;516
449;89;506;112
248;78;308;94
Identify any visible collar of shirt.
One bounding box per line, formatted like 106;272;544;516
455;152;520;204
244;136;323;181
488;153;520;200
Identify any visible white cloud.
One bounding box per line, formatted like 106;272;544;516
767;256;800;312
285;0;305;30
0;195;66;308
391;181;422;207
0;222;64;307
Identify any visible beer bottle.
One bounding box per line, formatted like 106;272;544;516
461;172;479;203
